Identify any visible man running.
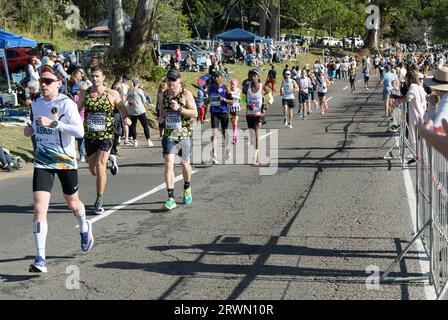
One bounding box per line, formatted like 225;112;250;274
158;69;198;211
280;70;299;128
24;65;93;273
207;70;233;164
242;69;273;165
77;66;131;215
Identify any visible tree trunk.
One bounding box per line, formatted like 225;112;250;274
108;0;125;54
270;2;279;40
124;0;158;64
259;6;267;37
366;28;379;50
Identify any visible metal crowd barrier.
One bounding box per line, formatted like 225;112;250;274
380;125;448;300
383;101;415;169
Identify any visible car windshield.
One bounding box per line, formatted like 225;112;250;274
188;44;202;51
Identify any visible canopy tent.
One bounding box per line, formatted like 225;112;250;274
214;28;269;43
0;29;37;101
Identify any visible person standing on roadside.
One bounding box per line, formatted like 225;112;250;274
24;65;93;273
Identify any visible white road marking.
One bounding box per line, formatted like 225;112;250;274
403;169;437;300
343;86;349;91
327;97;334;102
78;170;199;226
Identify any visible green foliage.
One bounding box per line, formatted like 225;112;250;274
151;66;166;83
155;0;192;41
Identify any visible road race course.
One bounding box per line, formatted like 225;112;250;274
0;74;431;300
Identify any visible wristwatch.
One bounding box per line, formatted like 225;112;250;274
49;120;58;128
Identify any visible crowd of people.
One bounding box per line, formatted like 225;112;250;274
3;36;448;273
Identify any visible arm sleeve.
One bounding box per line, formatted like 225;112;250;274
57;99;84;138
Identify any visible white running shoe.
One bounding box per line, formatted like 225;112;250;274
147;139;154;147
109;154;118;175
225;149;231;161
134;140;138;147
211;154;220;164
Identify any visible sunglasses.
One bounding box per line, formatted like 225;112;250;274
39;78;59;85
167;77;178;82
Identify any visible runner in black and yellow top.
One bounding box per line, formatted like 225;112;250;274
158;69;198;211
77;66;131;215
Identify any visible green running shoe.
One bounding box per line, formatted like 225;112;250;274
183;188;192;205
163;197;177;211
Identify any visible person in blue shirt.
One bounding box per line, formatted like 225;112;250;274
382;65;398;117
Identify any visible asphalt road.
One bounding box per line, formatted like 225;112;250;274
0;74;431;300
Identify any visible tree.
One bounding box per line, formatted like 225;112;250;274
108;0;125;53
124;0;158;65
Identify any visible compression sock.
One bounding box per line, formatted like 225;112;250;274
32;221;48;260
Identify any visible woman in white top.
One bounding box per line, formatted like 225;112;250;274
229;79;242;144
394;70;427;158
27;57;42;90
317;70;329;115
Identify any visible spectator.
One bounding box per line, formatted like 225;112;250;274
0;146;14;171
265;65;277;94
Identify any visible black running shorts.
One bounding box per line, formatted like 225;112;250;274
33;168;79;195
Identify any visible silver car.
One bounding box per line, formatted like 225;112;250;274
160;42;212;61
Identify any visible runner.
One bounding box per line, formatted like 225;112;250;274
77;66;131;215
229;79;241;144
242;69;273;165
308;70;319;112
158;69;197;211
363;63;370;91
298;71;311;119
349;63;357;93
24;65;93;273
280;69;299;128
382;65;399;117
317;70;329;115
208;70;233;164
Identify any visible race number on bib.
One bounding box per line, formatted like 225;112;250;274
35;126;57;145
165;111;182;129
210;95;221;107
87;113;106;131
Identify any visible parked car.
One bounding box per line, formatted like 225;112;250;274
0;47;39;72
321;37;338;47
160;42;213;61
285;34;305;45
346;37;365;48
80;44;110;69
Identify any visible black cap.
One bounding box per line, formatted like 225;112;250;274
166;69;181;80
39;65;62;80
211;70;223;77
249;68;260;76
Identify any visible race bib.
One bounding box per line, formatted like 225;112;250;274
87;113;106;131
210;95;221;107
35;125;56;145
165;111;182;129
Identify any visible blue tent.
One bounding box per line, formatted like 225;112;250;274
214;28;268;43
0;30;37;102
0;29;37;49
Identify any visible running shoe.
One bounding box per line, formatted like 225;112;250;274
283;118;288;126
163;197;177;211
134;140;138;147
80;220;94;252
183;188;192;205
288;123;293;129
232;133;239;145
109;154;118;175
29;256;47;273
225;149;231;161
92;202;104;215
147;139;154;147
211;154;220;165
252;156;260;166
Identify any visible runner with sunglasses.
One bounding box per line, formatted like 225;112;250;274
76;66;131;215
158;69;198;211
24;65;93;273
